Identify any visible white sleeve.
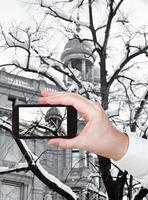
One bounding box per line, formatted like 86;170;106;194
116;132;148;189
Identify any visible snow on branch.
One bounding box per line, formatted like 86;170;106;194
36;160;77;200
19;140;77;200
0;117;12;132
0;119;76;199
0;28;29;51
39;66;68;90
108;44;148;87
0;162;29;175
40;1;89;27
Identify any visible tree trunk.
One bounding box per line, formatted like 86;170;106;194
134;188;148;200
99;60;127;199
99;156;127;200
100;59;109;110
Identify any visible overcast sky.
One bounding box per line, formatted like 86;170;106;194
0;0;147;82
0;0;148;26
0;0;28;23
0;0;148;72
0;0;41;27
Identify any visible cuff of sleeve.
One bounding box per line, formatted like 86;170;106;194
116;132;148;188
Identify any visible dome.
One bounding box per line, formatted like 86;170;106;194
45;107;62;122
61;38;95;64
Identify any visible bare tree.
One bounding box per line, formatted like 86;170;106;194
0;0;148;199
0;118;77;200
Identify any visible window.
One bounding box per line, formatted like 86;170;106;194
71;59;82;71
72;149;80;168
84;151;89;167
43;192;53;200
0;181;24;200
0;132;22;162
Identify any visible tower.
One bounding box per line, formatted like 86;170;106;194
45;107;65;136
60;25;102;199
61;37;99;84
60;12;100;88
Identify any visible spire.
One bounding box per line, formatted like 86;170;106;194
76;12;81;33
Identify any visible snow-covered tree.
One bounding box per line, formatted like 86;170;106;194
0;0;148;199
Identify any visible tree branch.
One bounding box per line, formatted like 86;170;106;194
131;89;148;132
88;0;102;53
108;45;148;87
0;163;29;175
40;1;88;27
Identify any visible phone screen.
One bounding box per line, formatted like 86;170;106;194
12;104;77;139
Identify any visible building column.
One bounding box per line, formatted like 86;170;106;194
81;59;86;80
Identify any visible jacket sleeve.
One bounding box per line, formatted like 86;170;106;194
116;132;148;189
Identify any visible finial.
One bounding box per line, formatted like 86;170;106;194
76;12;81;33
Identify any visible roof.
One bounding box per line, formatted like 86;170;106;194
45;107;62;122
61;37;95;63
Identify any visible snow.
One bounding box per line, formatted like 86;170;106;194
37;66;68;90
20;139;39;161
80;82;94;91
47;70;67;90
0;121;77;199
68;83;79;92
0;117;12;131
0;118;76;198
15;162;28;169
0;163;28;174
13;59;20;66
0;167;9;172
45;7;88;27
20;140;76;199
0;106;12;111
36;160;77;200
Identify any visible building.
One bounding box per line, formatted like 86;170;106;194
61;37;100;86
0;37;106;200
0;69;59;200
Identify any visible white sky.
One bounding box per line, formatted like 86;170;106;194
122;0;148;27
0;0;147;26
20;106;66;125
0;0;30;23
0;0;148;78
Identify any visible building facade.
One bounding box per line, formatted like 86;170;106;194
0;37;106;200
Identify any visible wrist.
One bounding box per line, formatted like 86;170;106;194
110;131;129;161
96;128;129;161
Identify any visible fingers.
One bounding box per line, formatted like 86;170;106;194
48;137;80;149
39;91;94;121
41;90;49;97
41;91;66;97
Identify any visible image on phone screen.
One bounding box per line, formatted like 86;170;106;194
12;105;77;139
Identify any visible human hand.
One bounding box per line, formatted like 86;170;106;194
39;91;128;161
